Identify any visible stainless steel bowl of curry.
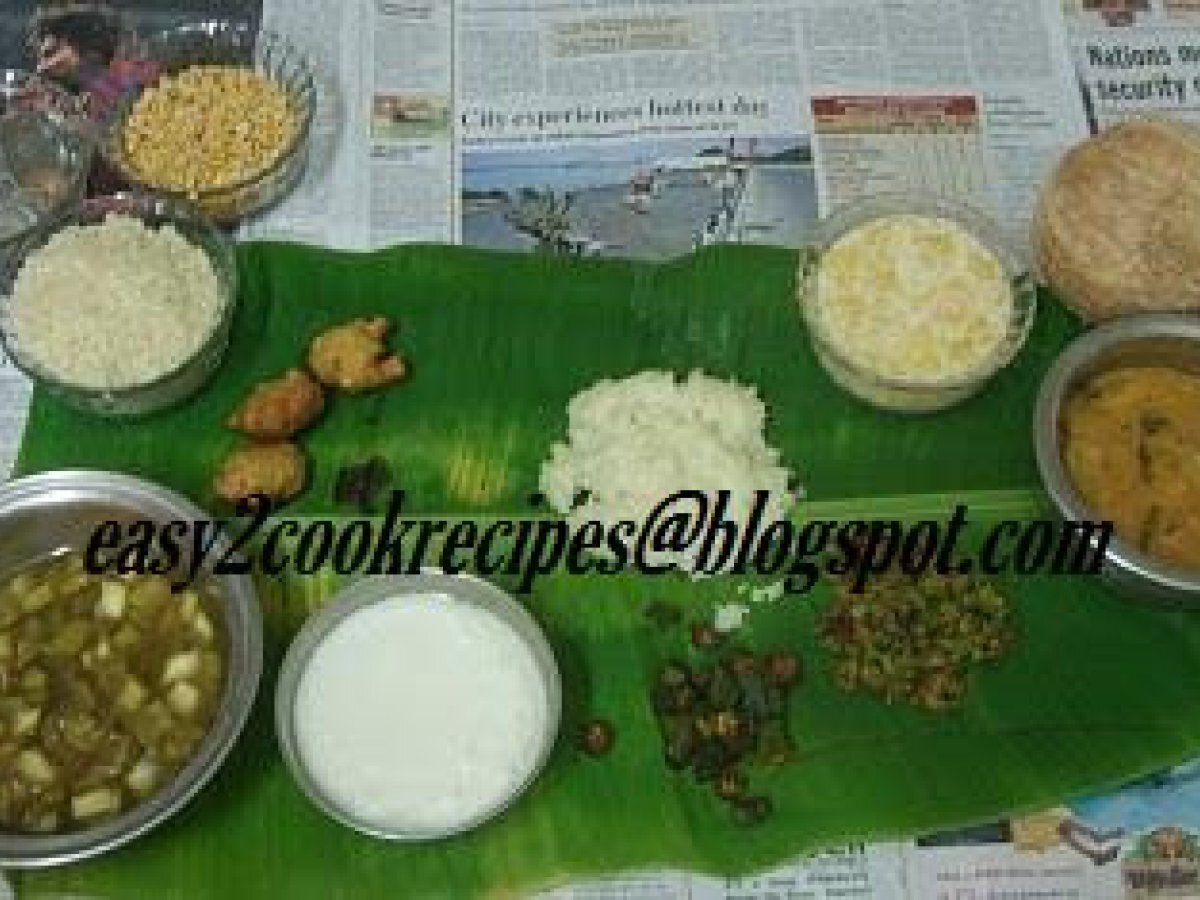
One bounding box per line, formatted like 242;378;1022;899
1034;313;1200;607
0;470;262;867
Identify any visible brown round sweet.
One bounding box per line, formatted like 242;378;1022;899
1035;117;1200;321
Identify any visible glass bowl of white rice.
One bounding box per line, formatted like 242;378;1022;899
0;193;237;416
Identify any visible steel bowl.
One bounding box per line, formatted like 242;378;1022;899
1033;313;1200;607
0;470;263;867
275;572;562;841
0;192;237;417
98;20;316;224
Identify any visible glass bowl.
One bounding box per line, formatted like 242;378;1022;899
0;69;86;127
0;72;92;261
0;193;238;417
797;194;1036;413
98;20;316;224
275;572;562;841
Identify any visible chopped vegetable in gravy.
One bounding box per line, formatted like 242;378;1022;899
1063;366;1200;571
0;554;225;833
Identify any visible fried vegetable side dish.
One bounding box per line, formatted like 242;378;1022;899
214;315;410;506
308;317;407;393
213;441;308;504
642;602;804;827
819;571;1015;711
0;555;225;834
226;368;325;440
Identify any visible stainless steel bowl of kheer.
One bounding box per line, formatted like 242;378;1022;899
0;470;262;867
276;572;561;841
1034;313;1200;607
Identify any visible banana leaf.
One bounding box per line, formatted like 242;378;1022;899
13;243;1200;900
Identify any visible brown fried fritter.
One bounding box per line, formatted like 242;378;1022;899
307;316;407;393
226;368;325;440
213;441;307;505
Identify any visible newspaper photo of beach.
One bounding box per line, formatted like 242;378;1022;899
461;135;816;260
371;92;450;140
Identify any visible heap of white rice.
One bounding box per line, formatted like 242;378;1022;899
539;369;799;573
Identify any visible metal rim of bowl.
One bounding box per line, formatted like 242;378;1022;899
0;469;263;867
275;571;563;842
799;192;1037;393
1033;312;1200;598
101;20;317;204
0;191;238;406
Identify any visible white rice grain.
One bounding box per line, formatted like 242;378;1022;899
8;214;224;390
539;369;800;574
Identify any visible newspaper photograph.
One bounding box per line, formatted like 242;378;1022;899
461;136;813;259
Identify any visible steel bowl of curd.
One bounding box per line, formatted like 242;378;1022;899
274;571;561;840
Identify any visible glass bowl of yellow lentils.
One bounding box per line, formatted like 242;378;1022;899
98;20;316;224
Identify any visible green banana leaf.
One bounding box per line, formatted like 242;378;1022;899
12;243;1200;900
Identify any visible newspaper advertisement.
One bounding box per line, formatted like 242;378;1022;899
536;776;1200;899
1062;0;1200;129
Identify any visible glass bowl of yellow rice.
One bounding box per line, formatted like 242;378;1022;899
97;20;316;224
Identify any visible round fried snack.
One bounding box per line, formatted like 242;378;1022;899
307;317;407;393
213;441;307;505
1035;117;1200;321
227;368;325;440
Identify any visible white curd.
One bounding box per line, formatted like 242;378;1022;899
293;593;549;835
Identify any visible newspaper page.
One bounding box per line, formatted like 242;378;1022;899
250;0;1088;256
537;844;909;899
0;354;31;481
1062;0;1200;130
242;0;458;248
805;0;1089;237
365;0;458;246
238;0;365;247
898;767;1200;900
455;0;1086;263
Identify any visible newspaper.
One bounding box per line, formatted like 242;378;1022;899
246;0;1090;256
0;354;31;481
242;0;458;248
1062;0;1200;129
4;0;1200;898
